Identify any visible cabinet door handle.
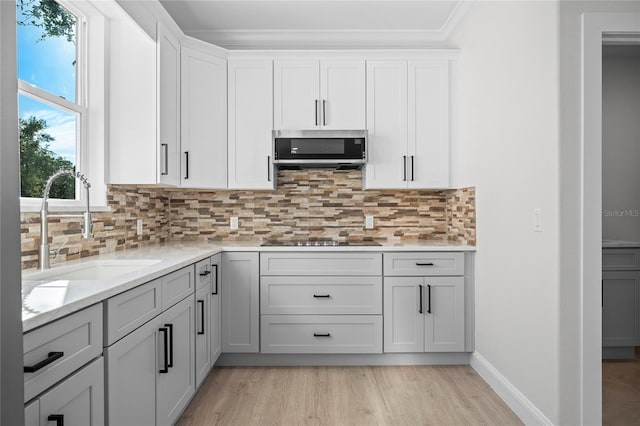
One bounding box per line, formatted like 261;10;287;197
323;100;327;126
313;333;331;337
161;143;169;175
315;100;319;126
48;414;64;426
313;294;331;298
403;156;407;181
411;155;415;181
212;264;218;295
184;151;189;180
416;262;434;266
199;270;211;277
267;156;271;182
419;284;423;314
24;351;64;373
159;327;169;373
197;300;205;335
165;323;174;368
427;284;432;314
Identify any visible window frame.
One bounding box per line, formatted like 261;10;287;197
18;0;108;213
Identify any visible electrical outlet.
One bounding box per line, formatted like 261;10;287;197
365;215;374;229
136;219;143;236
230;216;239;230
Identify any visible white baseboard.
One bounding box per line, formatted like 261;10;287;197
470;352;553;426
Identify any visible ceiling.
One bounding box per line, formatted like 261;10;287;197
158;0;471;49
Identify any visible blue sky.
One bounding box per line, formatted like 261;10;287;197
17;3;77;163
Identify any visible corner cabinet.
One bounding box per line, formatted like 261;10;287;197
273;60;366;130
365;56;456;189
383;252;465;353
181;44;227;188
227;60;275;190
221;252;260;352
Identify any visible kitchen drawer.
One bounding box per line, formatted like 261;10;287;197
383;252;464;276
260;252;382;276
261;315;382;354
261;276;382;315
195;258;212;292
162;265;195;309
603;248;640;271
24;303;102;402
104;279;161;346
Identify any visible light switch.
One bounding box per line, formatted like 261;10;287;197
533;209;542;232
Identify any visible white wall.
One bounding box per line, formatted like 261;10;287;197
449;1;561;424
0;1;25;424
602;46;640;241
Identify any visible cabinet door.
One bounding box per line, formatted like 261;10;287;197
157;22;180;186
602;271;640;347
423;277;464;352
106;316;161;426
383;277;424;353
38;357;104;426
222;252;260;353
365;60;408;189
195;284;211;389
320;60;366;129
407;60;450;189
210;254;222;362
181;47;227;188
228;60;274;189
157;295;195;426
274;60;319;130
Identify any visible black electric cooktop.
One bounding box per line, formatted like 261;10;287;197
260;239;381;247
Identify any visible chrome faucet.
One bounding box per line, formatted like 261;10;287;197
40;170;93;270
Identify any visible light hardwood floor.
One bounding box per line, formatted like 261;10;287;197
178;366;522;426
603;347;640;426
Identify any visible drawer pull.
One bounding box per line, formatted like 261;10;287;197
159;327;169;374
48;414;64;426
199;270;211;277
416;262;435;266
313;294;331;298
24;351;64;373
313;332;331;337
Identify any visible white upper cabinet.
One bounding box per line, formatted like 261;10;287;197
157;22;181;187
365;56;455;190
408;60;450;189
181;45;227;188
227;60;275;190
274;59;365;130
365;60;408;189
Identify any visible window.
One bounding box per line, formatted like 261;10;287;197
17;0;85;201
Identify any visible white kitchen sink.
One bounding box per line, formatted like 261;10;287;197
23;259;162;282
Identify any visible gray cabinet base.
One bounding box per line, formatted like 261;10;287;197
603;346;637;360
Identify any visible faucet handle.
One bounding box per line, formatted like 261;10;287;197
50;238;69;259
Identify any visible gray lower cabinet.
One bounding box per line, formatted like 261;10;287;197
210;254;222;362
105;264;196;426
194;269;211;388
25;357;104;426
221;252;260;353
384;276;465;352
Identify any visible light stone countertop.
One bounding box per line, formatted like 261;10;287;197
21;240;475;332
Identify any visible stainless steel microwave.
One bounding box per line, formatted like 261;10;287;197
272;130;367;169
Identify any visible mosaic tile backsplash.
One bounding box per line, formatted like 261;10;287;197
20;170;475;270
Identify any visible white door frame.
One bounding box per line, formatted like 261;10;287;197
581;12;640;424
